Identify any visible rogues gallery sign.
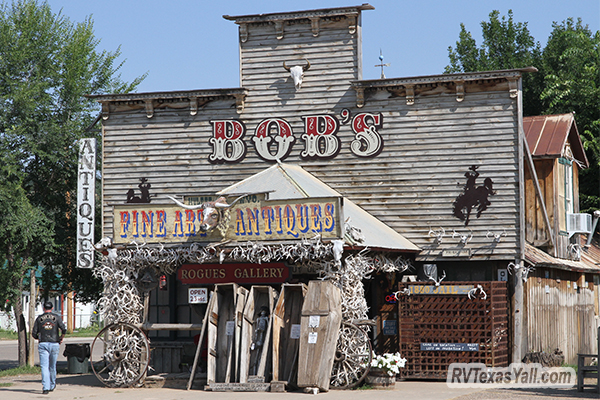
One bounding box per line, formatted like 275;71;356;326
178;262;290;285
113;196;343;244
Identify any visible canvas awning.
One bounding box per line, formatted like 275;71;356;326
217;163;419;252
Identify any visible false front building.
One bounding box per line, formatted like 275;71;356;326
88;4;600;382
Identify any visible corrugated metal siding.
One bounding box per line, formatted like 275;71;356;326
523;113;588;168
101;14;521;262
524;277;596;364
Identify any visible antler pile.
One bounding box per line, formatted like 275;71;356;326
94;237;412;327
320;250;412;321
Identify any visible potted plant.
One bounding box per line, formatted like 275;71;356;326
366;352;407;389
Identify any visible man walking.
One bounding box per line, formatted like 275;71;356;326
32;301;66;394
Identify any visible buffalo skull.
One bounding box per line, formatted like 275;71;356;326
283;59;311;90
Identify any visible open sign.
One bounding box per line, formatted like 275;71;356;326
188;288;208;304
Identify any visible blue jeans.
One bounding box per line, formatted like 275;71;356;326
38;342;60;391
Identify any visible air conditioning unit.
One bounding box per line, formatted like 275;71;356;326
567;213;592;237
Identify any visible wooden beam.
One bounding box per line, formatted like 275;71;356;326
139;323;204;331
187;293;215;390
523;136;555;249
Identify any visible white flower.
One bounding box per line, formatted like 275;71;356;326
368;352;407;376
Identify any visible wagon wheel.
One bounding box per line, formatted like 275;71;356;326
90;322;150;387
330;321;372;389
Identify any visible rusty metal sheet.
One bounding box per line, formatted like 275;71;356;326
523;113;589;167
525;235;600;272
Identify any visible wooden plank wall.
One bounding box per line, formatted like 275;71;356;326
239;18;359;105
525;160;553;249
357;90;519;261
524;276;597;364
101;14;521;263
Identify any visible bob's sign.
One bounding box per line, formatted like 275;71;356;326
209;110;384;163
113;196;343;244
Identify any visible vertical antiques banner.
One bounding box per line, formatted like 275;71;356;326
77;138;96;268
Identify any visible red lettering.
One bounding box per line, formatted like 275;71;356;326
253;118;296;161
209;120;247;163
119;211;130;238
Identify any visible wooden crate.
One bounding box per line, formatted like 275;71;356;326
398;281;508;379
150;343;183;374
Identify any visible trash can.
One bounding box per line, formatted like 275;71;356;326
63;343;91;374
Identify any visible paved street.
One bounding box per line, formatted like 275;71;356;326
0;337;102;371
1;338;597;399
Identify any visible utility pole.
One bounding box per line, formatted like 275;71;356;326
512;261;523;363
27;269;36;367
67;290;74;333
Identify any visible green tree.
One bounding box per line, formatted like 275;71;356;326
0;163;54;365
540;18;600;212
446;11;600;215
0;0;144;365
445;10;544;116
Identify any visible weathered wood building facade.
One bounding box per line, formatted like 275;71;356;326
89;4;600;377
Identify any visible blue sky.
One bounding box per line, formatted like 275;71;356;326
45;0;600;93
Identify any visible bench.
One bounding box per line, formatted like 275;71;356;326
577;327;600;393
577;353;599;392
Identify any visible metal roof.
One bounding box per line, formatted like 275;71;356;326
217;163;420;252
525;235;600;273
523;113;589;168
223;4;375;22
353;67;538;88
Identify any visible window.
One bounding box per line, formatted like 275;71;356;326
558;157;574;234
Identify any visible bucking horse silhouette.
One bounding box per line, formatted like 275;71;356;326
452;165;495;226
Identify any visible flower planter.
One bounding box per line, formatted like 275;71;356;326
365;368;396;390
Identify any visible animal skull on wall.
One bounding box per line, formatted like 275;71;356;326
283;59;311;90
167;196;230;232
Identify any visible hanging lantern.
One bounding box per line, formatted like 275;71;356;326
159;274;167;290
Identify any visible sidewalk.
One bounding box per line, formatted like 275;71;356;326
0;373;596;400
1;338;596;399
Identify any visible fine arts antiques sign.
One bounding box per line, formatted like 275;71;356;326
113;196;343;244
